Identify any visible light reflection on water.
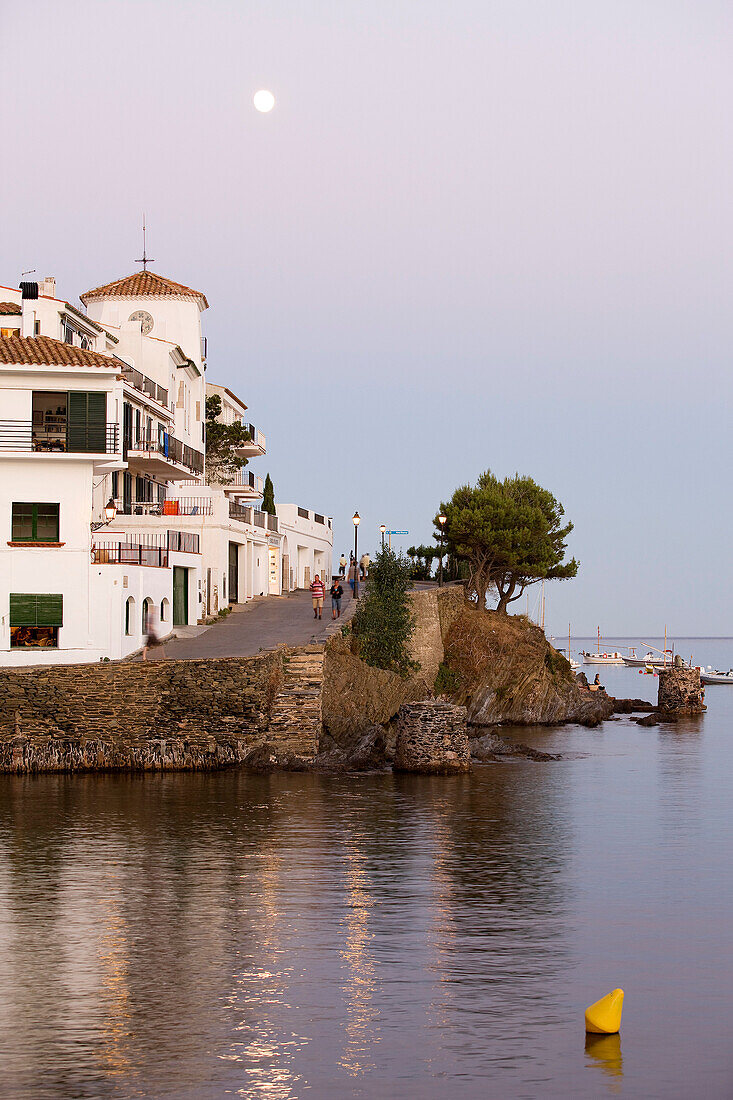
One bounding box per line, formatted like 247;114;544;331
0;641;732;1098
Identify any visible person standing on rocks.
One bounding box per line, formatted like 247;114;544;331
310;572;325;620
330;577;344;619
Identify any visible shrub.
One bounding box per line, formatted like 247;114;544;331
434;662;459;695
351;548;417;676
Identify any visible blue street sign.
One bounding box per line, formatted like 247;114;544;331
388;530;409;535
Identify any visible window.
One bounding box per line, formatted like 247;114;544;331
125;596;135;635
160;597;170;621
9;593;62;648
11;503;60;543
142;597;153;635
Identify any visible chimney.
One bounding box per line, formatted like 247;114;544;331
39;276;56;298
20;281;38;338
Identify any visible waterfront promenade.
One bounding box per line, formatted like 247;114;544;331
160;587;357;660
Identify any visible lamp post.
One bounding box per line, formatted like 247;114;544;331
353;512;360;599
380;524;386;551
91;498;117;532
438;513;447;587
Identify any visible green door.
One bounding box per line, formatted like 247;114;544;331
173;567;188;626
67;391;106;452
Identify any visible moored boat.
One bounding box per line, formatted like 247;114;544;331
701;669;733;685
582;627;625;665
623;650;674;668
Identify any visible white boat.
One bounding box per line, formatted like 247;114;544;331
582;651;625;665
582;628;625;665
701;669;733;685
623;650;674;669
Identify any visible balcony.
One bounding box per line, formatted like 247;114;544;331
229;502;278;532
0;420;119;455
221;469;264;500
235;423;266;458
121;364;169;409
125;432;204;478
92;530;200;566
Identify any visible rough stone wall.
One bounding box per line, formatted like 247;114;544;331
406;590;445;693
0;647;321;773
393;701;470;774
657;667;705;715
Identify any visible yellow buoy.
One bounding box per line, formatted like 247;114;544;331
584;988;624;1034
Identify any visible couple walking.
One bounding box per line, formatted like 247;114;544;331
309;573;344;620
339;552;370;594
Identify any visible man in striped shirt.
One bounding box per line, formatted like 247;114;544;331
310;573;325;619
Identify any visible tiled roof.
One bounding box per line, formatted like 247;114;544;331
0;335;118;369
0;302;21;315
80;270;209;308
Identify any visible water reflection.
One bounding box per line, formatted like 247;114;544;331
585;1032;623;1092
0;720;731;1100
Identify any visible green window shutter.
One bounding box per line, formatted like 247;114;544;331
10;594;38;626
67;392;107;452
11;503;34;541
9;594;63;626
36;594;63;627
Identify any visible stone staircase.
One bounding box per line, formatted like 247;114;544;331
268;644;324;758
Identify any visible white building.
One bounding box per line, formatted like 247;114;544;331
0;268;333;666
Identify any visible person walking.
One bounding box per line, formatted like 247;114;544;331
310;572;325;619
360;552;370;580
142;611;166;662
330;577;344;619
339;553;347;576
347;558;356;595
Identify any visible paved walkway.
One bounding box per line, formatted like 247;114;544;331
161;586;357;660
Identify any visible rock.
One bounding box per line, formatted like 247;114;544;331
613;698;655;713
470;729;504;761
657;667;705;715
443;609;615;726
393;702;471;774
635;712;660;727
314;725;387;771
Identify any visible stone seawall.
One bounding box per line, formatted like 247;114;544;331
0;647;322;774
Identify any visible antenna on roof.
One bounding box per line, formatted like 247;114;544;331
134;215;155;272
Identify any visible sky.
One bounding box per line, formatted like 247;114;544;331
2;0;731;636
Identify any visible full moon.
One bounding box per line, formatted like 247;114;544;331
253;90;275;113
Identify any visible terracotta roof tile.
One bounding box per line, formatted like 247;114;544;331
0;335;118;369
0;302;21;315
80;270;208;308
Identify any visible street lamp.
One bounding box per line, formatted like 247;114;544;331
380;523;386;550
438;512;447;587
353;511;360;599
91;498;117;532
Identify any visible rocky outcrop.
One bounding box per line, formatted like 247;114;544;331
442;607;614;726
393;702;470;774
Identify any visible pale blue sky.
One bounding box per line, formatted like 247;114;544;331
2;0;731;635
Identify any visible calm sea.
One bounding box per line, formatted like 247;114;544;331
0;637;731;1099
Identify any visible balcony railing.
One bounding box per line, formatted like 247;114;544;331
227;503;278;532
0;420;119;454
225;469;264;494
246;424;266;449
229;502;253;521
121;364;168;408
92;530;199;566
128;433;204;475
114;496;213;517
